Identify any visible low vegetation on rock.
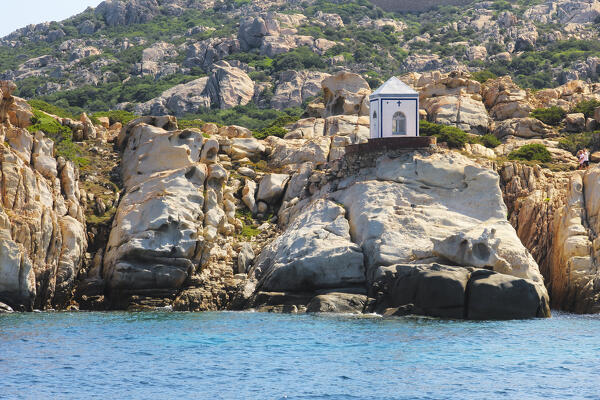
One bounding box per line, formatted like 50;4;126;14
559;131;600;154
508;143;552;162
420;120;469;149
530;106;567;126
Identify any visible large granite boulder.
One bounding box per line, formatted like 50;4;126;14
257;173;290;205
284;118;326;139
135;77;210;116
373;263;550;319
322;72;371;117
272;70;331;109
467;269;549;319
184;37;240;72
266;136;331;170
104;120;235;306
493;117;554;139
205;61;255;109
242;151;550;319
135;61;254;114
249;199;365;292
524;0;600;24
565;112;586;132
306;291;367;314
482;76;533;121
422;94;490;134
238;15;279;50
95;0;160;26
332;152;545;285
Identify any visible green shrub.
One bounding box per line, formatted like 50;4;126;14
530;106;566;126
419;120;443;136
248;70;270;82
479;134;501;148
184;104;302;132
254;126;287;139
273;46;326;72
37;74;197;114
508;143;552;162
27;110;71;136
471;70;497;83
572;99;600;119
253;112;301;139
420;120;468;149
558;131;600;154
92;110;137;125
28;100;75;119
27;109;88;166
178;119;205;131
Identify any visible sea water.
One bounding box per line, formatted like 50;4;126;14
1;311;599;400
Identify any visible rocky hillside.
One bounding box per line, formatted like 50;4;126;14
2;0;600;128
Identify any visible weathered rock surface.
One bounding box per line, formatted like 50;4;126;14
565;112;586;132
271;70;331;109
184;37;240;72
95;0;160;27
524;0;600;24
135;61;254;115
257;173;290;205
103;119;239;308
422;94;490;134
483;76;533;121
205;61;255;110
493;118;554;139
237;150;550;320
321;72;371;117
373;263;549;319
249;199;365;292
266;136;331;170
550;169;600;313
0;81;87;311
306;291;367;314
332;153;545;284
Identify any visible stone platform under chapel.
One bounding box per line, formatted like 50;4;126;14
345;136;437;155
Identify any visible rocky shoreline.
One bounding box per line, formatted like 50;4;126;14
2;67;600;318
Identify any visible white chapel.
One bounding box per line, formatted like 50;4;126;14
369;77;419;139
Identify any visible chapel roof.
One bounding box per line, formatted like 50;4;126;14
370;76;418;98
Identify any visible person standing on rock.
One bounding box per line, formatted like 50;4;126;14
584;148;590;168
578;150;585;169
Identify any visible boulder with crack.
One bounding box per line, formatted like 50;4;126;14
271;70;331;109
135;61;254;115
373;263;549;319
247;199;365;294
103;120;237;308
493;118;554;139
321;72;371;117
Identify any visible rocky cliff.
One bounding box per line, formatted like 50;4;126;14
233;150;550;319
100;116;244;310
501;162;600;313
0;81;87;311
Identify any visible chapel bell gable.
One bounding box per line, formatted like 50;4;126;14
369;77;419;139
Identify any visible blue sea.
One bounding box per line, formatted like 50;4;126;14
1;311;599;400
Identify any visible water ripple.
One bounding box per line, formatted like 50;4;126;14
0;311;599;399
